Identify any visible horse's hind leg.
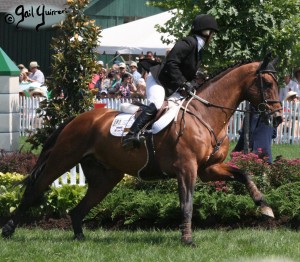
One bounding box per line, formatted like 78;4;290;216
70;157;124;240
2;145;83;238
201;163;274;218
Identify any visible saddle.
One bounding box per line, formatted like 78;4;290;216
110;93;185;136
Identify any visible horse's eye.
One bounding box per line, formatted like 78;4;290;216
263;80;272;89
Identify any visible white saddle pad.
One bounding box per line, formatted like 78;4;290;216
110;113;135;136
110;93;184;137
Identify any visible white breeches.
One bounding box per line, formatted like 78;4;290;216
146;73;165;109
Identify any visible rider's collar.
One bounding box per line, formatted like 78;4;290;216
195;35;205;52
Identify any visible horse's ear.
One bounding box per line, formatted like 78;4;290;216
259;53;272;71
258;53;278;73
270;57;279;67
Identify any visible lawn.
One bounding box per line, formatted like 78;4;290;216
1;228;299;262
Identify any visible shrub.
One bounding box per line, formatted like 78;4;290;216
269;158;300;188
0;172;24;217
227;151;271;193
0;150;37;175
266;182;300;220
1;152;300;229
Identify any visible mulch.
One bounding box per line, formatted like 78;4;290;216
1;215;299;231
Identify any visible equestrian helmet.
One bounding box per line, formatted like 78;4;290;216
191;14;219;35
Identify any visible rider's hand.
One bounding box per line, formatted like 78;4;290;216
181;81;195;94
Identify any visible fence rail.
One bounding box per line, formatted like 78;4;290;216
18;97;300;186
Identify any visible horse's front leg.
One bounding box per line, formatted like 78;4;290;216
201;163;274;218
176;162;197;246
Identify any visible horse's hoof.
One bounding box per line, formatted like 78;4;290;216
260;206;275;218
181;237;197;248
73;233;85;241
2;220;16;239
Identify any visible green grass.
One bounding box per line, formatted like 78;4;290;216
1;228;299;262
226;142;299;162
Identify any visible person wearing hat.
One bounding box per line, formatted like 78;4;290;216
28;61;45;84
98;89;108;99
122;14;219;150
286;67;300;97
285;91;299;103
118;62;128;78
129;61;142;86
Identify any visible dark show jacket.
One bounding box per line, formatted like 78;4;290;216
150;35;200;96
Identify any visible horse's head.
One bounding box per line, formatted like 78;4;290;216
247;54;283;128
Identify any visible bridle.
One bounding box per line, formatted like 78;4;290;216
255;69;282;117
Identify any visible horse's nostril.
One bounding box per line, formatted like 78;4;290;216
273;116;283;127
277;116;283;124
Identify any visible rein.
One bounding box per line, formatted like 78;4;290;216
187;90;252;113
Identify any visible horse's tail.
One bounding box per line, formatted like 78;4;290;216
22;116;76;187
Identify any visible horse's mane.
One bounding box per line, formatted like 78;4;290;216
198;60;253;90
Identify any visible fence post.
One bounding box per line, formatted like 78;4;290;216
0;48;20;151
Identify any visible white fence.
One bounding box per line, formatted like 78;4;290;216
19;96;300;143
18;97;300;186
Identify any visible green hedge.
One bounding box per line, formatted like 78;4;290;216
1;167;300;229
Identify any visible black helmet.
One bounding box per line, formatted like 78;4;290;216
191;14;219;35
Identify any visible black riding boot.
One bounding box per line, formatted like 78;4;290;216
122;103;157;150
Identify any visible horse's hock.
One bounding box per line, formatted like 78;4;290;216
0;48;20;151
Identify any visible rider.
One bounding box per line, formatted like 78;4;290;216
122;14;219;150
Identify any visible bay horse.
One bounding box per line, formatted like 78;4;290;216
2;55;283;246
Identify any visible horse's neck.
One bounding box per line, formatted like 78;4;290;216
194;71;247;132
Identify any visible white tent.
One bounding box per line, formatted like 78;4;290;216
96;10;175;56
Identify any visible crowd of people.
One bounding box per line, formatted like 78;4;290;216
18;61;47;97
17;51;160;100
89;51;160;100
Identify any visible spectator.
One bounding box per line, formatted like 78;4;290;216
28;61;45;84
285;90;299;103
111;63;120;71
232;106;277;164
118;62;128;77
89;69;100;90
129;61;142;86
94;68;107;90
286;67;300;97
279;74;291;101
18;64;28;73
99;89;108;99
18;64;29;83
107;70;121;94
19;71;30;84
132;78;146;99
115;73;137;98
146;51;154;60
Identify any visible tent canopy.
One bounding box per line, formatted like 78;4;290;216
96;10;175;56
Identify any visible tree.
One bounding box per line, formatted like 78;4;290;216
27;0;101;149
149;0;300;74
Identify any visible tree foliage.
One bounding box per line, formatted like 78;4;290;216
149;0;300;74
27;0;101;149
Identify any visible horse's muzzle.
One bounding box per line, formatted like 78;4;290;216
272;113;283;128
261;110;283;128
